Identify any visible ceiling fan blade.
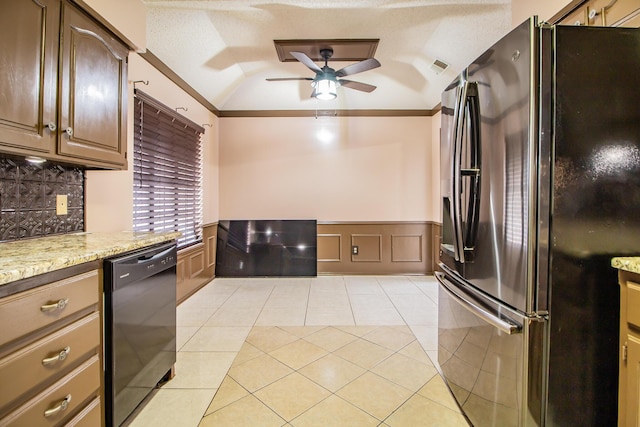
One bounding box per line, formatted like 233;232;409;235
339;79;377;93
335;58;381;77
310;88;317;98
290;51;323;73
266;77;314;81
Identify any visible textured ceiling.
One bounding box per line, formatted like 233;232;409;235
142;0;512;112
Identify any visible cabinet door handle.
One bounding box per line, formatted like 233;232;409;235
65;127;73;137
44;394;72;417
42;346;71;365
40;298;69;312
47;122;57;132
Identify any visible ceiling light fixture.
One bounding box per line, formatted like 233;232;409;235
267;46;380;101
313;76;337;100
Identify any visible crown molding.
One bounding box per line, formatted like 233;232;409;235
219;109;439;118
139;50;442;118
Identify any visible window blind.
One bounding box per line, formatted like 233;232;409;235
133;90;204;248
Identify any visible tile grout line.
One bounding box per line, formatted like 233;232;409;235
207;325;445;425
155;277;464;427
343;276;359;326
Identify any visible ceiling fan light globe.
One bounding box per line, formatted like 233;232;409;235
314;79;337;100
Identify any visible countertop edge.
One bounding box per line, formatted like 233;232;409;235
0;232;181;287
612;257;640;275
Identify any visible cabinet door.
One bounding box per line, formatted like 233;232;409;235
0;0;58;154
618;11;640;27
604;0;640;26
626;334;640;427
58;1;128;169
559;0;640;26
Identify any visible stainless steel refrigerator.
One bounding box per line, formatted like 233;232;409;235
437;17;640;426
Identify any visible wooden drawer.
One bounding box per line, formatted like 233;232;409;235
626;281;640;328
63;397;101;427
0;354;100;427
0;271;99;348
0;312;100;409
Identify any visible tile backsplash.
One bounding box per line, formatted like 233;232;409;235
0;157;84;242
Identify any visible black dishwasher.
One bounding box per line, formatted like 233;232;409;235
103;241;177;426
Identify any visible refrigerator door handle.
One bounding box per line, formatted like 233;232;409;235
451;82;468;262
435;271;522;335
462;83;481;258
452;81;481;263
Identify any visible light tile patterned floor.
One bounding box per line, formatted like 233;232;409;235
125;276;469;427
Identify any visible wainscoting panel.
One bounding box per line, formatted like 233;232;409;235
317;222;439;275
177;223;217;304
432;223;441;272
189;250;205;278
391;234;422;262
206;233;216;268
351;234;382;262
318;234;342;262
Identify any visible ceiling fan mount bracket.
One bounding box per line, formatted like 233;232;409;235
319;48;334;62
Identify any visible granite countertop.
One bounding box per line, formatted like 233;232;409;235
612;257;640;274
0;231;181;286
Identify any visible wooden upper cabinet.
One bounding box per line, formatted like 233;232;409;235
559;0;640;27
0;0;59;154
0;0;128;169
620;11;640;27
58;1;128;168
606;0;640;27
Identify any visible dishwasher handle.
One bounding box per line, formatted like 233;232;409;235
134;245;176;264
435;271;522;335
106;242;177;289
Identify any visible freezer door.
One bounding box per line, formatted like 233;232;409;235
439;17;540;314
437;272;546;427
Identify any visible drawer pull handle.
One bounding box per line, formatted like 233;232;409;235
44;394;72;417
40;299;69;312
42;346;71;365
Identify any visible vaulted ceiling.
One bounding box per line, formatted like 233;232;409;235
142;0;512;113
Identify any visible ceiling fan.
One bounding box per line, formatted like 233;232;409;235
266;48;381;100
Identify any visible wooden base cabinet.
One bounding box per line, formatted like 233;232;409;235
0;0;128;169
618;270;640;426
0;270;102;426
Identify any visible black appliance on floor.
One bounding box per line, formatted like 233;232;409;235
215;219;317;277
103;241;177;426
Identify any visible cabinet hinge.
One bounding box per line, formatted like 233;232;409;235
623;342;628;362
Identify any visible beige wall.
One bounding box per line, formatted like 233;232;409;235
511;0;575;26
85;54;219;232
218;115;439;222
430;111;441;223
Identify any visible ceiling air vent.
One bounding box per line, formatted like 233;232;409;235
430;58;449;74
